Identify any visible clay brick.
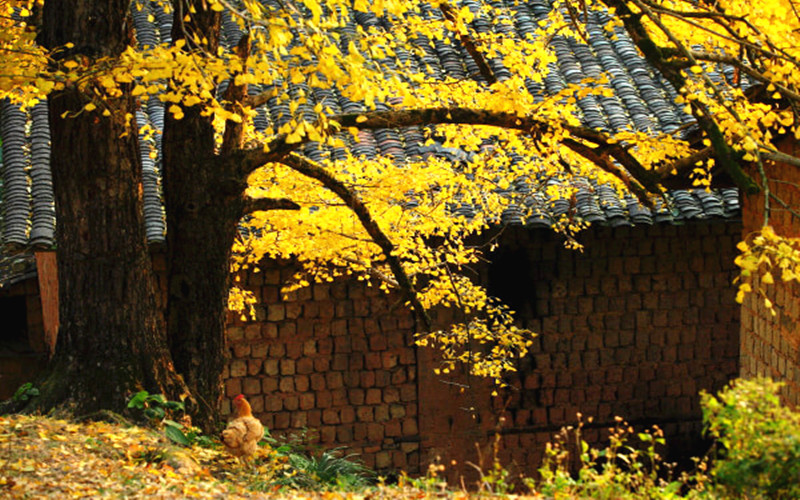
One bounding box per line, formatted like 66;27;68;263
230;360;247;377
349;389;365;405
284;396;299;411
321;426;336;443
280;359;296;375
365;352;382;370
262;323;278;339
360;371;375;387
391;369;407;385
297;358;314;375
242;377;261;395
291;412;307;428
332;354;348;371
337;425;354;443
367;423;384;441
296;319;314;336
264;359;279;376
317;390;332;408
265;397;282;412
384;387;400;403
382;352;399;369
356;406;373;422
375;404;390;422
332;388;348;406
334;336;351;353
286;302;303;320
279;376;294;392
299;393;315;410
247;359;263;376
310;373;326;391
286;342;302;359
267;304;285;322
262;377;278;392
225;378;241;397
295;375;310;392
332;319;348;336
323;409;340;424
400;384;416;402
279;322;297;339
313;357;330;372
270;344;285;357
349;354;364;371
366;388;382;405
341;406;356;424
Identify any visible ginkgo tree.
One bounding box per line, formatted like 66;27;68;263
2;0;798;426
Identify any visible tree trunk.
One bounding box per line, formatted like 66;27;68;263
32;0;188;415
159;1;241;430
162;105;245;429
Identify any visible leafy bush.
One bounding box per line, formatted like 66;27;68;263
701;378;800;499
525;378;800;499
126;390;213;447
12;382;39;402
531;416;683;499
249;434;374;492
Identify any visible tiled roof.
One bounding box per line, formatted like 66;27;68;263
0;0;740;254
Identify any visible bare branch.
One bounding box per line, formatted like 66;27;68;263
234;107;664;195
439;2;497;84
243;197;300;214
278;153;432;331
242;88;279;108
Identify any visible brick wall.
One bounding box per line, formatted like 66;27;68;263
416;223;741;477
230;221;741;477
741;140;800;405
224;258;421;471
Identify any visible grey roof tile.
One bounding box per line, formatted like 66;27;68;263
0;0;741;255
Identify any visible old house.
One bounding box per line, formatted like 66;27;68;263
0;0;773;477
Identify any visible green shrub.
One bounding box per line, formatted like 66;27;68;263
701;378;800;499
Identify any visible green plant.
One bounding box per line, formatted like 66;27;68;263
531;416;684;499
249;439;374;492
701;378;800;500
126;390;211;447
12;382;39;402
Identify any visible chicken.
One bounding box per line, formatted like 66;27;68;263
221;394;264;463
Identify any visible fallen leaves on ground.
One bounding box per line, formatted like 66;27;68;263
0;414;493;499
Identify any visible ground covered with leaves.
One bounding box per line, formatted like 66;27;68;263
0;414;448;499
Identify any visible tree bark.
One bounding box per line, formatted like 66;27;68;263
33;0;188;415
162;0;240;430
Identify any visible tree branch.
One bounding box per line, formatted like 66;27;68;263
599;0;759;194
243;197;300;214
439;2;497;84
278;152;432;331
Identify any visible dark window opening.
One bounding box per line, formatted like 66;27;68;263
487;247;536;321
0;295;31;354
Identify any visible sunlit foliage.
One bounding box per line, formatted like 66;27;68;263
3;0;800;381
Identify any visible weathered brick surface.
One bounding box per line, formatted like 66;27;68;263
221;222;740;478
417;223;740;478
741;140;800;406
224;258;420;471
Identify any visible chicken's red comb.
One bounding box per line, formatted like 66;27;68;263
234;394;245;402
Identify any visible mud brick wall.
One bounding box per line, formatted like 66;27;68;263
741;140;800;405
417;222;741;478
223;258;421;472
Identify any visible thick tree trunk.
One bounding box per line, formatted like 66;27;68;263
162;107;245;429
161;1;244;430
32;0;188;415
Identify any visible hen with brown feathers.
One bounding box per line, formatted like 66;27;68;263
221;394;264;460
